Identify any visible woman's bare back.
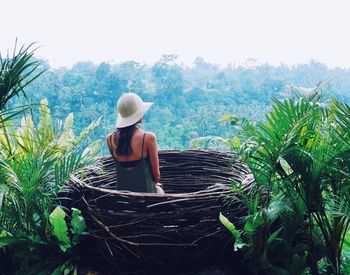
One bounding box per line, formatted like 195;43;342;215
106;128;161;182
107;128;148;161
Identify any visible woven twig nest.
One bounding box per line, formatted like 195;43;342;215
62;150;253;274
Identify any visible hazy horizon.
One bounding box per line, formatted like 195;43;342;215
2;0;350;69
35;55;350;70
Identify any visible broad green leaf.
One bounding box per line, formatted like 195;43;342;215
49;206;71;252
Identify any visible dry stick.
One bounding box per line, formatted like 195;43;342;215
108;219;145;229
191;228;225;245
104;239;114;257
81;196;141;258
84;198;198;247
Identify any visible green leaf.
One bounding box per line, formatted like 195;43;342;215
221;115;238;125
49;206;71;252
0;236;17;248
219;213;246;251
244;219;255;234
267;227;283;245
63;113;74;133
279;157;293;176
57;113;75;149
244;212;264;234
71;207;87;244
219;212;240;239
38;98;54;140
0;41;45;110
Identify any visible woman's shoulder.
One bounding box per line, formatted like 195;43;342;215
144;131;157;140
106;132;113;140
144;131;157;147
106;132;116;144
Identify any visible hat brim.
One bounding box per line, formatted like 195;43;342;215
116;102;153;128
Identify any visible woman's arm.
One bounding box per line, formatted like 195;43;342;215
147;132;161;183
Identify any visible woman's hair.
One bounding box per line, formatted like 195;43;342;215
115;124;137;156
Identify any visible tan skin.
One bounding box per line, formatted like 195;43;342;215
106;118;162;186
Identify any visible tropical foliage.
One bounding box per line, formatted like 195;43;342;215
0;41;45;131
0;44;100;274
0;41;44;110
3;42;350;274
201;86;350;274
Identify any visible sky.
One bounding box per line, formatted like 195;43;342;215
1;0;350;68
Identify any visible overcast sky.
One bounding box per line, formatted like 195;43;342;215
1;0;350;68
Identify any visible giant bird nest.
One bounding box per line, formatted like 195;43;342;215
62;150;254;274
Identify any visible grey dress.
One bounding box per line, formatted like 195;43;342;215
109;133;157;193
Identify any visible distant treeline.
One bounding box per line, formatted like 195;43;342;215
21;55;350;153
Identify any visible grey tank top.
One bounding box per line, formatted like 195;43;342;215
111;133;156;193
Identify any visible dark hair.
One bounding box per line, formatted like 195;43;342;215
115;124;137;156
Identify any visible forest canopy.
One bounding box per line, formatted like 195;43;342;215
20;56;350;153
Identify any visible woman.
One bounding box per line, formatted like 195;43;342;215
106;92;164;193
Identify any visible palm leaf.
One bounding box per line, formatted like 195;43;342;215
0;40;45;110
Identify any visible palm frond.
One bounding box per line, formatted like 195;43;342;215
0;40;45;110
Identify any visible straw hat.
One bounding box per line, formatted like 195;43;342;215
116;93;153;128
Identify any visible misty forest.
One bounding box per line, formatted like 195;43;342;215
19;56;350;152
